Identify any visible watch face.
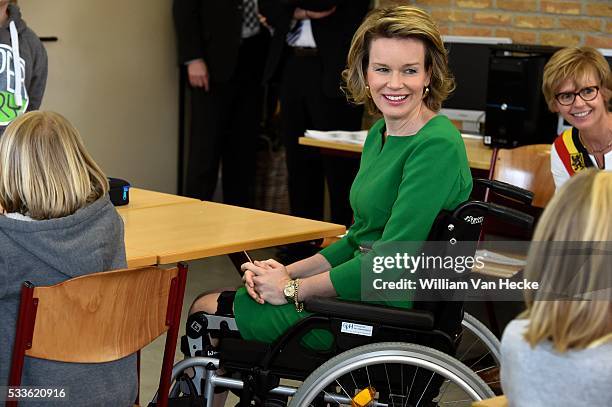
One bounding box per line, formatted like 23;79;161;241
284;282;295;298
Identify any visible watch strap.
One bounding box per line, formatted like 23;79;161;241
294;279;304;313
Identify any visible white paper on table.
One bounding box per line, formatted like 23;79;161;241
305;129;368;145
475;249;527;266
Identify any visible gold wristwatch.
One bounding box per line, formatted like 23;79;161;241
283;279;304;312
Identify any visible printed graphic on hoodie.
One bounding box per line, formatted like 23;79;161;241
0;43;27;125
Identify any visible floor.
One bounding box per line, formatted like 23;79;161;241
139;249;274;405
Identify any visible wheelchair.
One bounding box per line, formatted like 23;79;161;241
152;179;534;407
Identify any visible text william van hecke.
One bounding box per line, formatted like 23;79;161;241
373;278;539;290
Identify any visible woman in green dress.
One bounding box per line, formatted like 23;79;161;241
190;5;472;350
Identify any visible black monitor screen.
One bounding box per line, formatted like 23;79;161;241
443;42;493;111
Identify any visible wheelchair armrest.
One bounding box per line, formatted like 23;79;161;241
487;202;534;228
474;178;534;204
452;200;534;229
304;297;435;330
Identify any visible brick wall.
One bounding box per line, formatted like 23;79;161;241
378;0;612;48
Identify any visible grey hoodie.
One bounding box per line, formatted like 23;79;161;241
0;197;138;407
501;319;612;407
0;3;47;131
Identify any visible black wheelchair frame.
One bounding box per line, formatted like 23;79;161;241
152;179;534;407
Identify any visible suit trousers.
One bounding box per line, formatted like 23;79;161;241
280;51;363;227
185;32;267;207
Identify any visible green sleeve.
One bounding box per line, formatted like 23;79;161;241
329;136;470;301
319;231;356;267
318;120;384;268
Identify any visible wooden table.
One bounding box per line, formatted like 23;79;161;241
120;193;345;266
299;135;493;171
125;247;158;268
117;188;198;211
118;188;202;266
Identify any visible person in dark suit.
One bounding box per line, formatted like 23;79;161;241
259;0;370;227
173;0;269;207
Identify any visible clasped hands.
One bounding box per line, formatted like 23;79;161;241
241;259;291;305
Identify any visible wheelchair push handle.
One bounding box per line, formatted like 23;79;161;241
474;178;534;204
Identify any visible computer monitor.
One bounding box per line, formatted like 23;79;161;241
599;47;612;65
441;36;512;133
485;44;561;147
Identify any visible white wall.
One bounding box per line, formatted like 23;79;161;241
19;0;179;193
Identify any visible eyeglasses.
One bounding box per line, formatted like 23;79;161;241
555;86;599;106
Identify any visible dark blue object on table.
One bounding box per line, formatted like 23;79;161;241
108;177;130;206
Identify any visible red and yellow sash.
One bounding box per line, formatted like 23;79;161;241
553;127;594;176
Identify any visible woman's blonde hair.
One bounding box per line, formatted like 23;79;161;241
522;169;612;351
342;6;455;114
0;111;108;220
542;46;611;112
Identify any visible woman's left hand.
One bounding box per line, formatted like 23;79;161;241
248;259;291;306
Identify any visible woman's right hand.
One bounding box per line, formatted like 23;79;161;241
241;262;266;304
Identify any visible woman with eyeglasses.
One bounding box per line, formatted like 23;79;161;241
542;46;612;190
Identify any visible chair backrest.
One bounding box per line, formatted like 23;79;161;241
491;144;555;208
8;264;188;407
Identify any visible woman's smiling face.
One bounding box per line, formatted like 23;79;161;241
366;37;430;122
554;70;607;132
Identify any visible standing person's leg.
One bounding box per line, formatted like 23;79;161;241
222;33;268;208
185;85;231;201
280;53;325;221
308;90;364;228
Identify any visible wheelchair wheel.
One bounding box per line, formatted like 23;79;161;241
457;312;501;392
289;342;494;407
461;312;500;364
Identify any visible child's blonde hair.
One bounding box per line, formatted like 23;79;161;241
522;169;612;351
0;111;108;220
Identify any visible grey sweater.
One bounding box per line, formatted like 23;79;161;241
501;319;612;407
0;4;47;132
0;197;138;406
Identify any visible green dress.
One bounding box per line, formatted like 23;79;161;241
233;116;473;348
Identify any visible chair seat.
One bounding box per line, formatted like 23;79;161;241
472;395;508;406
320;235;341;248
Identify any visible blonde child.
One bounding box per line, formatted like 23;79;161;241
0;111;137;406
501;169;612;406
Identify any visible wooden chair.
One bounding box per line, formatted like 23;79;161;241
478;144;555;278
475;145;555;337
472;395;509;406
8;263;188;407
490;144;555;209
